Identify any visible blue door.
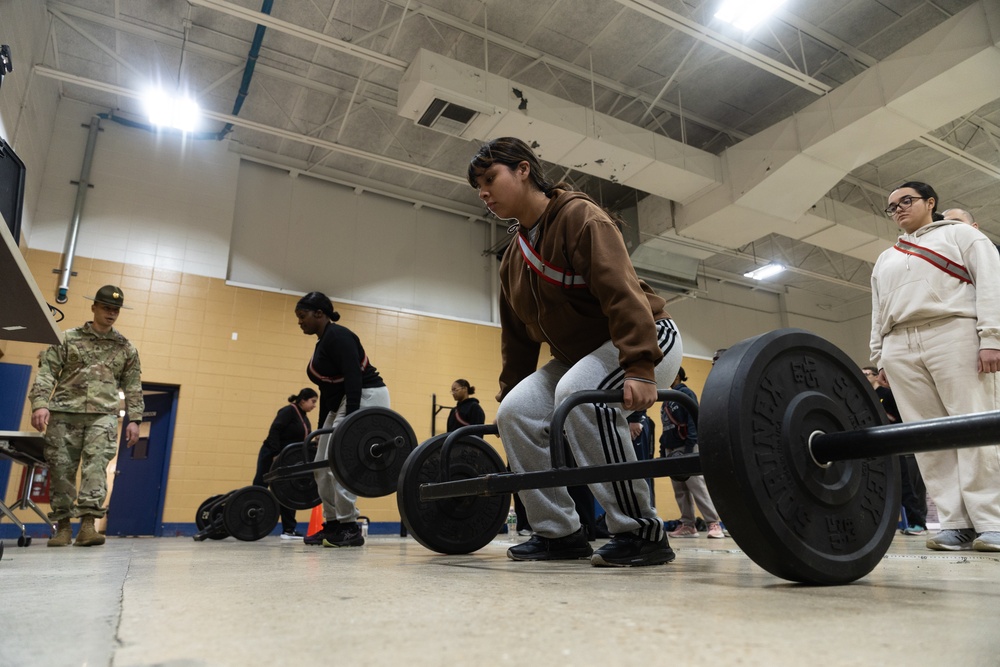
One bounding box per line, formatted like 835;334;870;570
106;385;177;536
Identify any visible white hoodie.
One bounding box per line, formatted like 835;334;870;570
870;219;1000;369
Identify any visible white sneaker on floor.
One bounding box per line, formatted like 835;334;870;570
926;528;975;551
973;531;1000;552
280;531;304;540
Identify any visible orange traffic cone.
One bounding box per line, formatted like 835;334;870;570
308;505;323;536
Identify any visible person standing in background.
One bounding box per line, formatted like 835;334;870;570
253;388;318;539
862;366;928;536
446;379;486;432
871;181;1000;552
29;285;144;548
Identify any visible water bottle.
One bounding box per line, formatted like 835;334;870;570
506;507;517;539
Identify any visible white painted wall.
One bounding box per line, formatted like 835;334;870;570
229;160;496;322
29;100;238;279
0;0;61;244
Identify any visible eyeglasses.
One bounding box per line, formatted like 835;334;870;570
884;196;926;216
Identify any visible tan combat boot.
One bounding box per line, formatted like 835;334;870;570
74;516;106;546
47;519;72;547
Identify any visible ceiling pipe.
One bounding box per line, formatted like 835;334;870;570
56;115;101;304
217;0;273;140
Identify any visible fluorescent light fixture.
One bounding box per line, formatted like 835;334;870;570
715;0;788;31
743;263;785;280
144;88;201;132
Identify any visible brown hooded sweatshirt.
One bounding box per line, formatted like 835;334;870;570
497;189;670;400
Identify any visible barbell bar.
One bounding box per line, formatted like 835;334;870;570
402;328;1000;585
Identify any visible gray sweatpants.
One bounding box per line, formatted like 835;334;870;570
497;319;682;541
313;386;391;523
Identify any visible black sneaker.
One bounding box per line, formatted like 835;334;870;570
323;522;365;548
591;532;676;567
304;521;338;546
506;527;593;561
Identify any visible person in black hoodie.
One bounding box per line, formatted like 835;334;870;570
446;379;486;432
253;388;317;538
295;291;389;548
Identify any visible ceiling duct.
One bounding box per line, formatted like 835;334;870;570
397;49;721;204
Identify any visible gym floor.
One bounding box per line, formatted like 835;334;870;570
2;532;998;666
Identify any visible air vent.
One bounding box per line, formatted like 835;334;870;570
417;98;479;135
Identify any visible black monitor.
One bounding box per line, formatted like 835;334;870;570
0;138;25;245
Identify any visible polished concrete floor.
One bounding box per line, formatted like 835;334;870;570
1;531;998;667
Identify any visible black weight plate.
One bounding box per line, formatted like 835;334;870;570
397;434;510;555
195;494;225;531
195;493;230;540
222;486;280;542
269;444;320;510
699;328;899;585
330;407;417;498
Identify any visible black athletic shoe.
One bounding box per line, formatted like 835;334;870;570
323;522;365;548
304;521;338;546
591;532;676;567
506;527;594;561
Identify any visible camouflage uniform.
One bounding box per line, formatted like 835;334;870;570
29;322;143;520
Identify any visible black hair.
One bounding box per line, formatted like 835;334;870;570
288;387;318;404
893;181;943;221
467;137;570;196
454;378;475;395
676;366;687;382
295;291;340;321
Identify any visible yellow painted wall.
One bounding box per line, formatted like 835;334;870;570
3;249;719;528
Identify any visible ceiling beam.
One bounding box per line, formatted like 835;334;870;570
32;66;467;186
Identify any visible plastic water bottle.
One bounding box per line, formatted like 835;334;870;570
506;507;517;540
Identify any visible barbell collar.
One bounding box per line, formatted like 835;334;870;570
549;389;698;469
369;436;406;458
810;410;1000;464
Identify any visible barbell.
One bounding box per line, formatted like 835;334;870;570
398;328;1000;585
263;406;417;505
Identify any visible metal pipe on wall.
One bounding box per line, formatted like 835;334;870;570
56;115;101;304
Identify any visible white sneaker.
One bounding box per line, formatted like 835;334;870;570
280;531;304;540
973;531;1000;552
926;528;975;551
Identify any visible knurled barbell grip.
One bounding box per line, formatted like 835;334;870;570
809;409;1000;465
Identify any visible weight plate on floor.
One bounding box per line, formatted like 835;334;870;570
397;434;510;555
330;407;417;498
269;444;320;510
699;328;899;585
222;486;280;542
195;493;229;540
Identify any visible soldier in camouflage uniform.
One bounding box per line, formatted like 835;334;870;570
29;285;144;547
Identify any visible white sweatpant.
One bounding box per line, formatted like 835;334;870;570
496;319;682;541
881;317;1000;532
670;446;721;525
313;386;391;523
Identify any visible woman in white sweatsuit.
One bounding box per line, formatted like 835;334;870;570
871;181;1000;552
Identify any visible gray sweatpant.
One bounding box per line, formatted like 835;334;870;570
497;319;682;541
313;386;391;523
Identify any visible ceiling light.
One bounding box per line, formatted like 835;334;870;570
715;0;788;31
144;88;201;132
744;263;785;280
